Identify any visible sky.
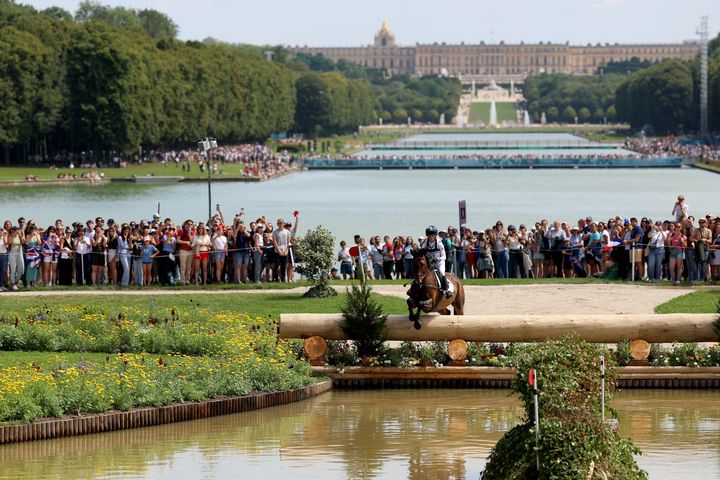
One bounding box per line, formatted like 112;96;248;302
22;0;720;46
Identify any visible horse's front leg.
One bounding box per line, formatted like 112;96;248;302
407;298;418;322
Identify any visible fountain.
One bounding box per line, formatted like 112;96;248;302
489;101;498;127
523;110;531;127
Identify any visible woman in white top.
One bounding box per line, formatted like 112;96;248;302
192;225;211;285
0;226;7;291
211;227;228;283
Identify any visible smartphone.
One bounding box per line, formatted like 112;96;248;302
216;204;220;210
293;210;299;217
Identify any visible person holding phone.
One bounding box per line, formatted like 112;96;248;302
272;218;291;282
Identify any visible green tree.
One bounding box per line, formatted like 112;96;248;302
392;107;408;124
593;107;605;122
546;106;559;122
615;59;693;133
563;105;577;123
294;226;337;298
74;1;142;31
40;6;73;22
578;107;591;123
136;9;177;38
606;105;617;121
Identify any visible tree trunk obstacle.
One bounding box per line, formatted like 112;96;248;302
279;314;717;343
280;313;717;368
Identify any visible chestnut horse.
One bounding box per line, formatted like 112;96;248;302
406;252;465;330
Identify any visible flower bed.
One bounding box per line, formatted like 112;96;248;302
0;305;312;425
326;340;720;369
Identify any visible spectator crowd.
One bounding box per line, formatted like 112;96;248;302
0;208;299;291
336;195;720;284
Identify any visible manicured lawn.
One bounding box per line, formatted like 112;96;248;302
468;102;518;124
0;292;408;318
655;289;720;314
0;162;267;182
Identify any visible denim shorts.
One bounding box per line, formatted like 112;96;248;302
340;262;353;276
234;252;250;266
213;251;226;262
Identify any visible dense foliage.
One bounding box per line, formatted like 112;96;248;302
482;336;646;480
294;226;337;297
0;304;313;424
294;53;462;125
615;59;694;134
524;74;622;124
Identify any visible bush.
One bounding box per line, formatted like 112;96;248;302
482;336;646;480
294;226;337;298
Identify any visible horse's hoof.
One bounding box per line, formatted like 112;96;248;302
413;321;421;330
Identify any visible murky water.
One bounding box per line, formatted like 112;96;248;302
1;389;718;479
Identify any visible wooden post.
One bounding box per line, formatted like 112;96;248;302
629;339;651;366
447;339;468;366
303;336;328;366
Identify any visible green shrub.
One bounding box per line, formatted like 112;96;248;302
340;282;387;358
482;336;646;480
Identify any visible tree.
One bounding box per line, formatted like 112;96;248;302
593;107;605;122
340;282;387;358
563;105;577;123
294;226;337;298
546;106;559;122
615;59;693;133
75;1;142;31
578;107;591;123
392;107;408;124
41;6;73;22
136;9;177;38
606;105;617;121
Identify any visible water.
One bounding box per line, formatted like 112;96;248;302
0;168;717;246
0;389;717;479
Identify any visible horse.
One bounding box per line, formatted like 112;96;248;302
406;251;465;330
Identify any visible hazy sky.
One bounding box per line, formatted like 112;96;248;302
23;0;720;46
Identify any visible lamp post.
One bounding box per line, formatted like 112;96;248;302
198;137;218;220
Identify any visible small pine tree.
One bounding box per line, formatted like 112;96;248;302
340;281;387;358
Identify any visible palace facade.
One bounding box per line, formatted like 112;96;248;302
289;22;700;78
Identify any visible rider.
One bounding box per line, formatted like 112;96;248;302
420;225;452;298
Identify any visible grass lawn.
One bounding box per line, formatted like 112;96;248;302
655;289;720;314
694;162;720;174
0;292;409;318
468;102;517;124
0;162;268;183
0;351;108;370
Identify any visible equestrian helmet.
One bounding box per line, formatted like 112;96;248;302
425;225;439;236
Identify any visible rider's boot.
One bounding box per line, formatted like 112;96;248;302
440;274;452;298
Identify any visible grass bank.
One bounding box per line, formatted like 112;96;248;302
0;162;286;183
655;289;720;314
694;162;720;175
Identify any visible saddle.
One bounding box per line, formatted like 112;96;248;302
433;270;454;297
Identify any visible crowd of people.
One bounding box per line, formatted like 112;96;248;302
29;144;296;181
336;195;720;284
625;137;720;163
0;208;300;291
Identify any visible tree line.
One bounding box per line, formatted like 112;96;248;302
0;1;459;164
525;41;720;135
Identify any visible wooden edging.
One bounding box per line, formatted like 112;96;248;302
0;381;331;446
313;366;720;389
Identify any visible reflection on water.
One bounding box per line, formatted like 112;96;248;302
1;389;719;480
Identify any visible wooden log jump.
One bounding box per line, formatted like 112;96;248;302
278;314;718;343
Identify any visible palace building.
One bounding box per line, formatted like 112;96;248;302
289;22;700;79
